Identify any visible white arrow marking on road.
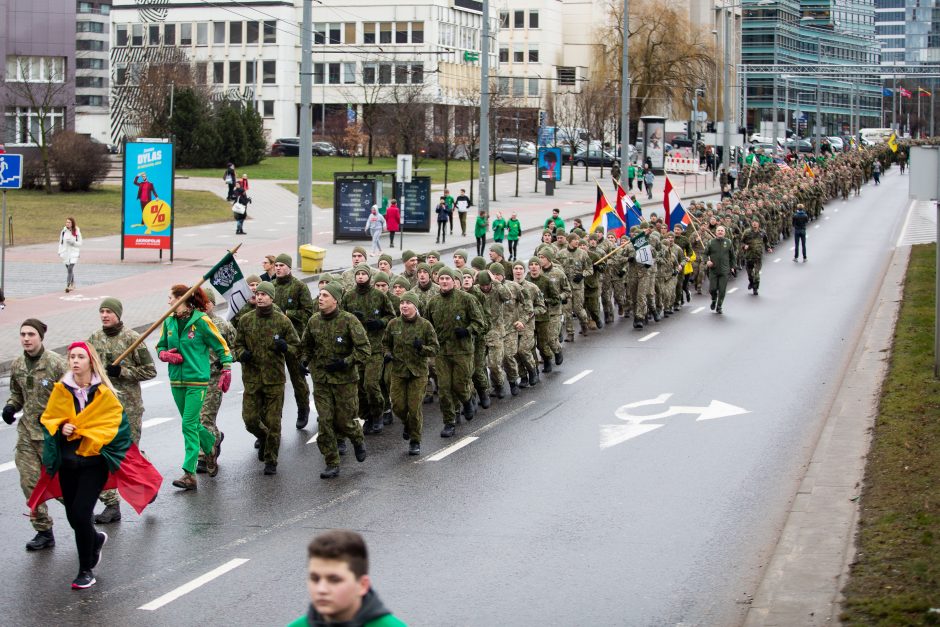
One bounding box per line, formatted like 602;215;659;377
601;394;749;449
142;417;174;429
139;558;250;611
0;461;15;473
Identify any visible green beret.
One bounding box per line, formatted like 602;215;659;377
416;262;431;275
100;297;123;319
256;281;276;299
488;263;505;276
392;277;411;289
352;246;368;257
275;253;292;268
372;271;390;284
402;249;417;262
454;249;469;260
489;243;504;257
476;271;491;286
471;256;487;270
321;282;345;302
245;274;262;285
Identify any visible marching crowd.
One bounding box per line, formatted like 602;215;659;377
4;139;909;592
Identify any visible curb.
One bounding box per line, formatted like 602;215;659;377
742;244;910;626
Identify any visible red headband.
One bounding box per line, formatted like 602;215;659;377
68;341;91;356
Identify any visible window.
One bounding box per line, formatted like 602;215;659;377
149;25;160;45
164;24;176;45
529;10;539;29
263;21;276;43
329;24;341;44
396;22;408;43
499;47;509;63
78;2;92;12
498;76;509;95
513;48;524;63
499;11;509;28
363;63;376;84
230;22;242;44
214;22;225;44
411;63;423;83
345;23;356;44
395;64;408;84
76;76;105;88
514;10;524;28
77;22;104;33
412;22;424;44
77;39;106;51
557;66;576;86
196;62;207;82
76;58;104;70
380;22;392;44
100;4;109;14
313;24;325;45
229;61;241;83
313;63;324;84
76;95;106;107
245;60;256;83
512;77;524;97
115;64;127;85
247;21;259;44
263;100;274;117
181;23;192;46
213;61;224;84
329;63;341;84
379;63;392;84
116;25;127;45
132;24;143;46
528;45;538;62
4;106;65;146
262;60;276;83
343;62;356;84
528;77;539;96
364;23;376;44
197;22;208;46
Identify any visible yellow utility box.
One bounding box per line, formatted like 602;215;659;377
299;245;326;273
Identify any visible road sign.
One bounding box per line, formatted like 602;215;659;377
463;51;479;62
599;393;750;449
396;154;413;183
0;154;23;189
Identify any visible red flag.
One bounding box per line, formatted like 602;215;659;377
899;87;912;99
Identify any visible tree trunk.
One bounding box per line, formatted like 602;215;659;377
367;133;374;165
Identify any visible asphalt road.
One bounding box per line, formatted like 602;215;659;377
0;170;909;626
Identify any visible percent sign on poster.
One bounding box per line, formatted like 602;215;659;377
143;199;172;234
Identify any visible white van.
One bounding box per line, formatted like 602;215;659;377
858;128;893;145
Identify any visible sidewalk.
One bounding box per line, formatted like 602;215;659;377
0;166;720;370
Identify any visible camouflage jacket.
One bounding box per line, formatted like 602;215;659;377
301;309;370;384
208;313;237;377
341;285;395;348
425;288;486;355
6;348;67;440
515;277;545;326
481;282;512;340
273;274;316;335
87;325;157;418
382;315;440;378
527;273;560;320
234;307;299;387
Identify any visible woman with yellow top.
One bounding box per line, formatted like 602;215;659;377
29;341;162;590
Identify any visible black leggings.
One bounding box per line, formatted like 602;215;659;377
508;239;518;260
59;459;109;571
476;236;486;257
437;222;447;243
794;232;806;259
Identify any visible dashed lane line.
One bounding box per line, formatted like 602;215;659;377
142;417;174;429
0;461;15;473
774;258;781;263
141;381;164;389
416;400;536;463
692;306;706;314
814;224;820;229
563;370;593;385
425;437;478;461
638;332;659;342
728;287;738;294
138;558;250;611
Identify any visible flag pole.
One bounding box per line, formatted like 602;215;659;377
601;176;644;224
111;243;243;365
593;239;631;266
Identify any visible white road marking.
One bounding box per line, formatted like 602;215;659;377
773;258;781;263
728;287;738;294
307;433;319;444
692;306;705;314
834;208;839;213
141;381;164;389
638;332;659;342
138;558;250;611
142;417;174;429
825;216;830;220
896;200;916;247
426;437;478;461
0;461;16;473
317;230;332;235
814;224;820;229
563;370;593;385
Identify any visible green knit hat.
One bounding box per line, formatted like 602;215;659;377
321;282;345;303
318;272;334;285
427;250;441;260
352;246;368;257
488;263;505;277
202;286;218;304
489;243;504;257
275;253;292;268
100;297;123;319
373;271;390;285
471;256;487;270
392;277;411;289
528;257;541;266
379;253;393;266
354;262;372;277
460;267;475;277
246;274;262;285
256;281;276;299
399;292;420;306
476;271;491;286
431;262;445;275
402;249;417;262
538;248;555;262
453;249;469;261
416;262;431;275
437;267;458;280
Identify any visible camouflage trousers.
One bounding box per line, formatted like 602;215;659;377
745;257;762;289
390;374;425;444
692;257;705;291
243;383;285;465
285;352;311;414
313;381;364;468
564;287;591;335
358;353;385;422
600;277;615;322
584;288;601;326
17;436;52;531
472;337;489;394
438;353;473;426
502;330;520;383
624;266;638;313
612;275;627;312
665;274;678;309
516;324;537;373
535;320;554;361
633;266;654;319
485;333;506;389
101;408;144;507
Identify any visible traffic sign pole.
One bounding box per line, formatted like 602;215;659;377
1;190;7;301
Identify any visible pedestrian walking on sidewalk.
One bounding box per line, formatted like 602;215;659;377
455;189;471;236
435;196;450;244
232;184;250;235
444;188;455;234
643;168;655;200
156;285;233;491
58;217;82;293
364;205;386;255
224;163;236;201
385;200;400;247
474;211;489;257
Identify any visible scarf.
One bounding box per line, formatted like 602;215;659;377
41;378;123;458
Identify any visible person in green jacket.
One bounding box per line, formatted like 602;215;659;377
506;212;522;261
705;225;736;314
287;529;406;627
474;211;488;257
491;211;507;244
156;284;233;490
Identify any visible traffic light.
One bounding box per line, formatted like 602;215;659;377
463;51;480;62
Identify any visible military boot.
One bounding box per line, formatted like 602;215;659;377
382;409;393;425
476;386;491;409
494;382;506;399
26;530;55;551
462;398;476;421
528;366;540;386
338;439;347;455
633;317;644;329
320;466;340;479
408;441;421;456
94;504;122;525
542;355;553;373
296;405;309;430
440;423;456;438
554;349;564;365
518;371;530;388
353;441;367;462
510;381;520;396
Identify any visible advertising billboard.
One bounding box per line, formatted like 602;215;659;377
538;147;562;181
122;141;174;258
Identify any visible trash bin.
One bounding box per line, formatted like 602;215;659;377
299;244;326;273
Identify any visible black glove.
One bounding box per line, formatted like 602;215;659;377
731;267;738;278
628;257;636;264
573;273;584;283
366;319;384;332
383;353;393;364
672;270;679;277
106;363;122;378
597;263;607;273
412;338;424;351
353;310;365;321
273;338;289;354
561;298;568;305
617;270;626;278
240;349;253;363
2;405;16;425
325;358;348;373
300;360;311;376
454;327;470;339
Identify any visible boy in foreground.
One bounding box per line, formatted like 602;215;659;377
288;530;406;627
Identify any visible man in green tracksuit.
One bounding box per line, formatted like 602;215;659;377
425;267;485;438
234;281;299;475
705;225;736;314
382;293;439;455
301;282;370;479
342;263;395;435
272;253;316;429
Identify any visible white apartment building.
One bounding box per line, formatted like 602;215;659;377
75;0;112;144
110;0;496;147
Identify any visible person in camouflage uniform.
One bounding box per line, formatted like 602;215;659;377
556;232;594;340
491;262;526;395
583;235;603;328
538;248;570;366
527;256;560;372
86;297;157;524
630;223;655;328
406;263;440;405
372;271;395;425
194;287;237;477
742;220;768;295
462;269;491;408
425;267;485;437
476;268;512;399
338;246;369;290
3;319;67;550
301;282;370;479
513;261;544;386
382;293;440;455
342;263;395;435
234;281;299;475
272;253;315;429
400;250;419;288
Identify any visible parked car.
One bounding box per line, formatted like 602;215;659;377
272;137;301;156
571;149;618;167
311;141;338;156
826;136;844;152
494;143;536;164
783;139;814;154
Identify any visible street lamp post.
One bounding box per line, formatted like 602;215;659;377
815;41;822;158
721;3;731;170
619;0;630;171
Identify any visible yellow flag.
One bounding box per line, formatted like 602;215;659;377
887;133;898;153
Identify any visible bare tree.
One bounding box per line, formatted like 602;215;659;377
380;81;430;162
554;92;587;185
341;81;386;164
455;84;482;203
120;47;208;138
4;56;72;192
